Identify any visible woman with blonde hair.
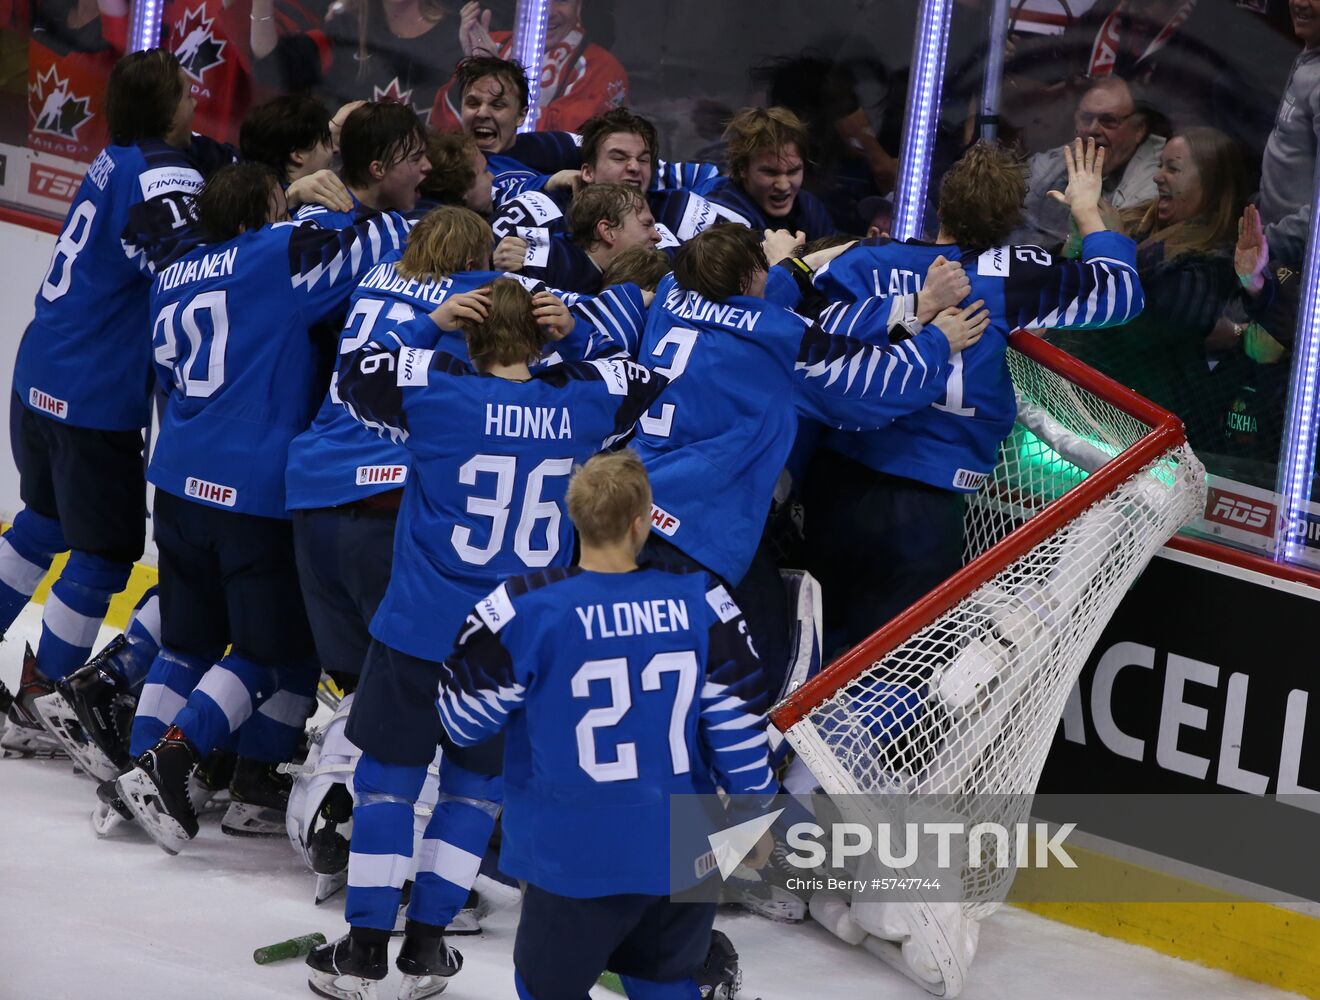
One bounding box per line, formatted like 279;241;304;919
1051;126;1248;450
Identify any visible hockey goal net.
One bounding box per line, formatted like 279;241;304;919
770;332;1206;920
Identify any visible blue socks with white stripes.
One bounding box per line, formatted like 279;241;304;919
132;647;215;757
39;551;133;681
0;509;64;639
346;754;504;932
411;763;502;927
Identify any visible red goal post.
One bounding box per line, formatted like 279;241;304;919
768;331;1207;924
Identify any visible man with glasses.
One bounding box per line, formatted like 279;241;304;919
1013;76;1165;252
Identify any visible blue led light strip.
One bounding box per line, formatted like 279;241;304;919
1273;155;1320;564
893;0;954;241
511;0;551;133
129;0;164;53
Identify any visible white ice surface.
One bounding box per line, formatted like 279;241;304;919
0;605;1301;1000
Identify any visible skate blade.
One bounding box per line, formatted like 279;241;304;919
115;768;191;855
91;800;133;837
0;720;68;759
220;801;286;837
315;871;348;905
307;969;379;1000
33;692;120;781
398;972;450;1000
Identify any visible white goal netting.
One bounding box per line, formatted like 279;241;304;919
774;334;1206;923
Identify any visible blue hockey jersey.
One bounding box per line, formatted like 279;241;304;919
15;136;235;431
703;179;836;242
492;185;727;248
633;271;953;585
285;261;638;511
337;339;668;657
437;565;776;897
148;213;410;519
811;232;1144;491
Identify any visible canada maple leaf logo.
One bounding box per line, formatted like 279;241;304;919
29;66;92;140
173;5;226;81
373;77;431;126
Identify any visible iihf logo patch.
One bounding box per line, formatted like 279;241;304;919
29;66;92;140
173;5;227;82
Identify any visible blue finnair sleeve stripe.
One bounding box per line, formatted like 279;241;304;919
336;334;467;444
700;587;776;796
569;284;646;357
287;212;411;318
793;315;952;430
817;295;910;338
436;599;525;748
1009;230;1144;331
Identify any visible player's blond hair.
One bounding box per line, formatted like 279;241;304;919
464;277;544;370
567;451;653;547
723;106;810;182
399;205;492;280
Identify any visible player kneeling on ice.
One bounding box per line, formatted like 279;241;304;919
305;281;667;1000
433;451;779;999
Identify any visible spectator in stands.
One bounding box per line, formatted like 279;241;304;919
705;107;835;243
437;0;626;132
1051;127;1246;450
1258;0;1320;266
249;0;462;125
1013;77;1165;252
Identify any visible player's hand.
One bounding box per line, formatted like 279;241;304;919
430;287;492;330
532;291;573;341
493;235;529;272
330;100;367;154
801;240;857;271
459;1;497;55
545;169;583;194
932;299;989;354
762;228;806;266
1047;137;1105;235
1235;205;1270;297
916;255;969;322
284;169;353;214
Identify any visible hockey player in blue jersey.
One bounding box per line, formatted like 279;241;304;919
490;108;731;253
426;450;777;999
804;138;1145;648
704;107;836;243
112;163;413;852
304;278;667;1000
496;182;664;295
0;49;237;757
292;101;432;230
632;223;987;702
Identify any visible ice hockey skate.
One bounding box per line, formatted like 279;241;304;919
115;726;201;854
0;644;67;758
306;930;388;1000
33;635;136;780
222;756;291;837
396;923;462;1000
727;840;808;923
697;930;742;1000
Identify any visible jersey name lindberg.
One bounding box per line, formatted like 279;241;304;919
574;598;691;640
358;263;453;306
484;403;573;440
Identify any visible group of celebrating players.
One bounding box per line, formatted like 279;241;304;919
0;43;1145;1000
